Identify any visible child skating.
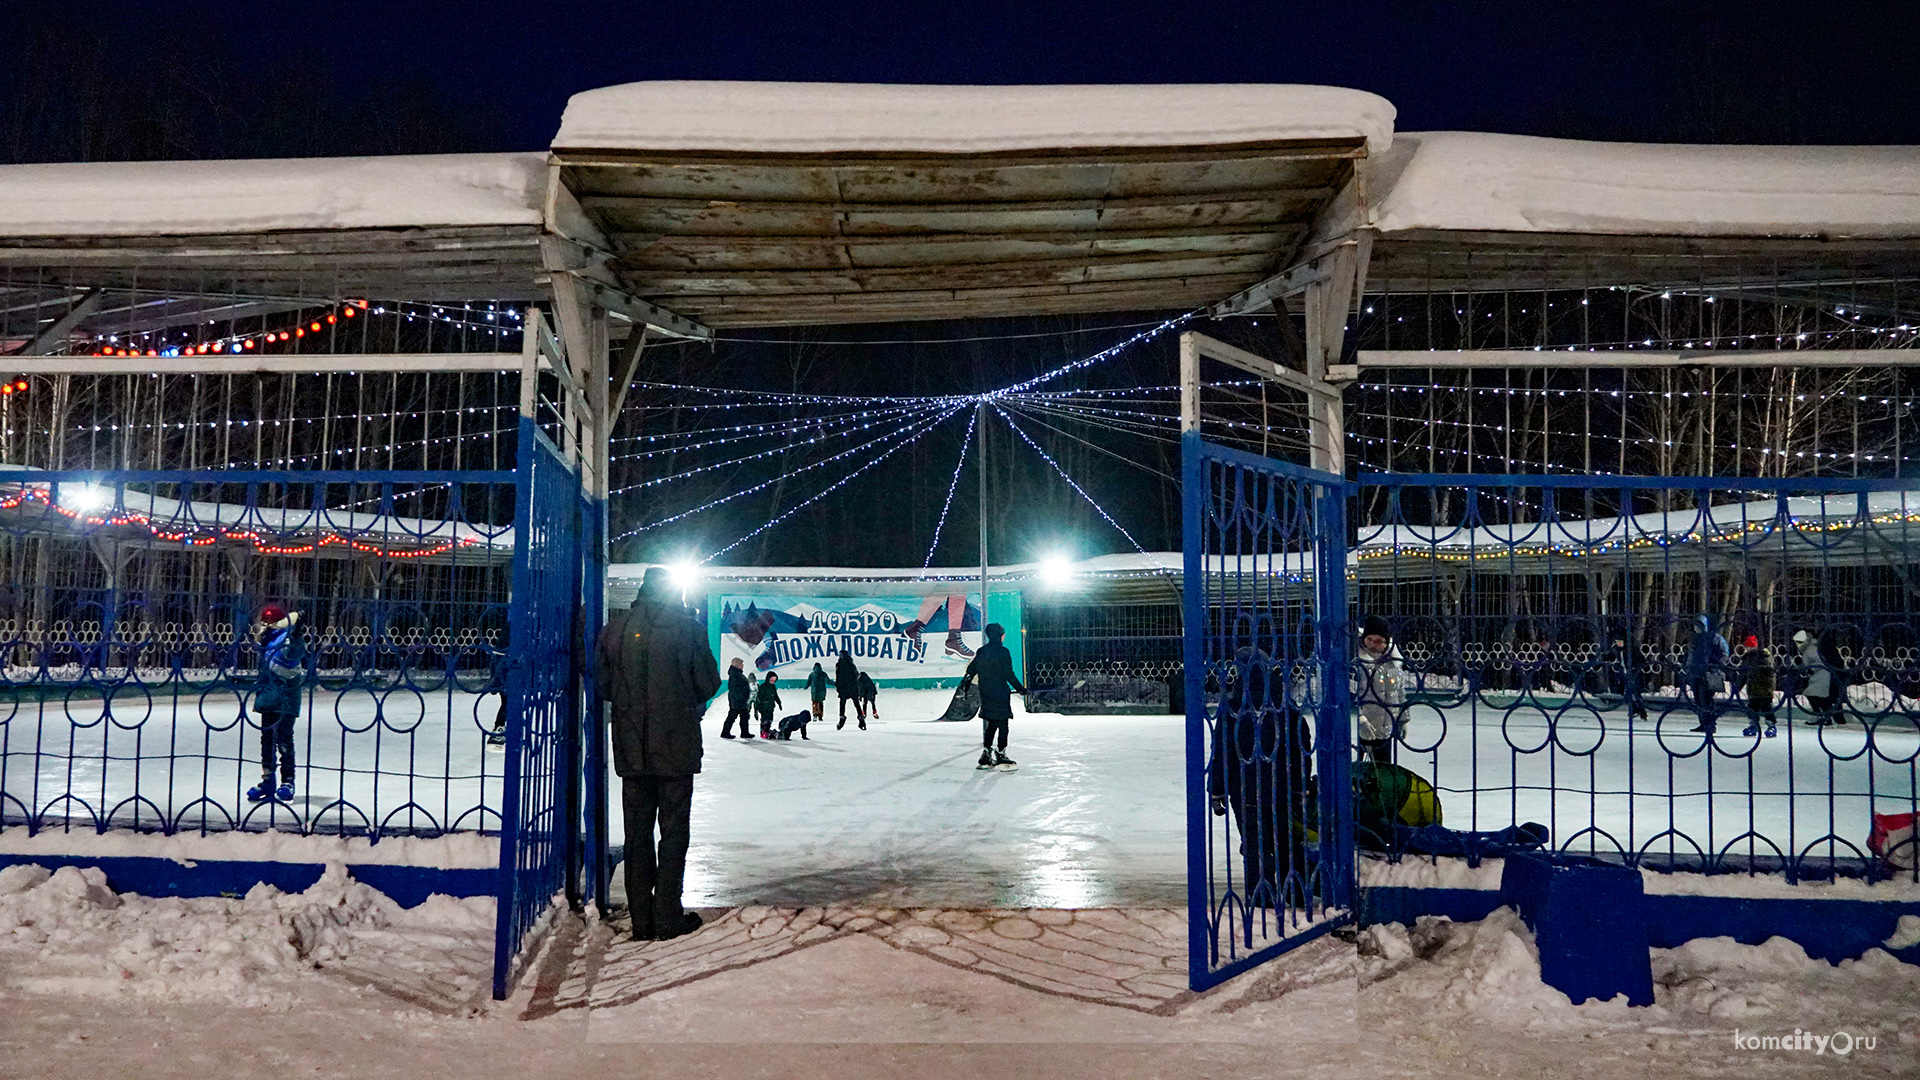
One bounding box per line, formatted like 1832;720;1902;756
965;623;1026;771
755;671;782;739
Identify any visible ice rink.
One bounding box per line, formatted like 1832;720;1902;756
671;690;1187;908
9;682;1913;902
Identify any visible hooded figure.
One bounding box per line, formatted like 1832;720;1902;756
598;566;721;942
1685;615;1729;735
835;649;864;728
720;657;753;740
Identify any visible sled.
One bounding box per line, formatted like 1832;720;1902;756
938;680;981;722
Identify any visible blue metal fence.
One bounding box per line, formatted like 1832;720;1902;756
1353;474;1920;881
0;469;515;839
1184;434;1354;991
491;423;585;998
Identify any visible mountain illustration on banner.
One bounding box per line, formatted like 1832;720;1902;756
720;598;980;646
715;594;996;684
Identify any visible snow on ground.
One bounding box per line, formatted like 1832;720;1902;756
3;862;1916;1079
553;81;1396;155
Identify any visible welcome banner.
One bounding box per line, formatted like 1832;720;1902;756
713;592;1023;686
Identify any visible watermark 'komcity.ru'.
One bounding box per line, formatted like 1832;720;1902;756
1733;1029;1878;1055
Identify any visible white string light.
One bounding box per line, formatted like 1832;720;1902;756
920;408;977;572
992;404;1147;554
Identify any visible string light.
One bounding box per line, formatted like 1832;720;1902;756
612;401;945;487
920;409;977;572
702;407;964;562
992;404;1147;554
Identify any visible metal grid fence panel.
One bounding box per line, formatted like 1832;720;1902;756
1185;434;1354;991
491;424;584;998
0;469;514;840
1354;474;1920;881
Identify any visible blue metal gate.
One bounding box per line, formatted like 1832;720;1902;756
1184;434;1354;990
492;421;585;998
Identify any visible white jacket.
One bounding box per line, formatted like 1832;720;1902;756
1354;645;1405;742
1797;638;1833;699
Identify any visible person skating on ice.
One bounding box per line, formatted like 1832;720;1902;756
835;649;864;729
857;670;879;722
247;603;307;803
1739;634;1778;738
755;671;782;738
806;662;831;726
900;594;975;660
965;622;1026;770
720;657;754;739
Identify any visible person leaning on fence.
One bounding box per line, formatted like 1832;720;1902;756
720;657;753;740
1740;634;1778;739
1354;614;1405;763
1685;615;1730;735
598;566;722;943
1794;628;1848;727
246;603;307;804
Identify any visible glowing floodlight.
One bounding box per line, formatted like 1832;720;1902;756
1039;555;1075;588
666;560;700;595
64;485;110;514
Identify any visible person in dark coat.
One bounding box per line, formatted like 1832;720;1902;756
835;649;864;729
1685;615;1729;735
1608;633;1649;722
965;622;1027;768
1740;634;1778;738
720;657;753;739
857;671;879;721
754;671;782;738
1207;647;1312;909
805;662;831;724
597;566;721;942
247;602;307;803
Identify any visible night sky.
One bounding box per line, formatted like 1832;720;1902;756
6;3;1918;567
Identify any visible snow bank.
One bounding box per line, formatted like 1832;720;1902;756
0;152;546;238
1361;855;1920;901
0;828;499;869
554;82;1394;155
0;862;492;1007
1369;131;1920;238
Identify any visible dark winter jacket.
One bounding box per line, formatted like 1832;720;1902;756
857;672;877;700
1685;621;1729;685
835;655;860;698
253;625;308;715
598;599;721;777
754;680;782;714
727;666;752;709
1744;647;1776;704
966;642;1026;721
806;665;830;702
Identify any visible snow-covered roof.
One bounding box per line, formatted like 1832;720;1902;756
0;153;546;238
1368;132;1920;239
553;81;1395;155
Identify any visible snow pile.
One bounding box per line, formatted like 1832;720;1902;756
554;82;1394;155
0;152;546;238
1368;131;1920;238
0;827;500;869
1360;907;1595;1020
1886;915;1920;950
1652;934;1918;1045
0;862;492;1007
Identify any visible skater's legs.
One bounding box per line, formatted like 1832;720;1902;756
258;710;295;784
981;717;1009;752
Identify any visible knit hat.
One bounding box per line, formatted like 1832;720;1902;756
257;603;297;629
1792;629;1812;646
1362;614;1391;642
1744;635;1759;649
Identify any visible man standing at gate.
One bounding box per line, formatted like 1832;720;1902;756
599;565;721;942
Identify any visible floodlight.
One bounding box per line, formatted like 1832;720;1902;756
65;485;109;514
1039;555;1074;588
